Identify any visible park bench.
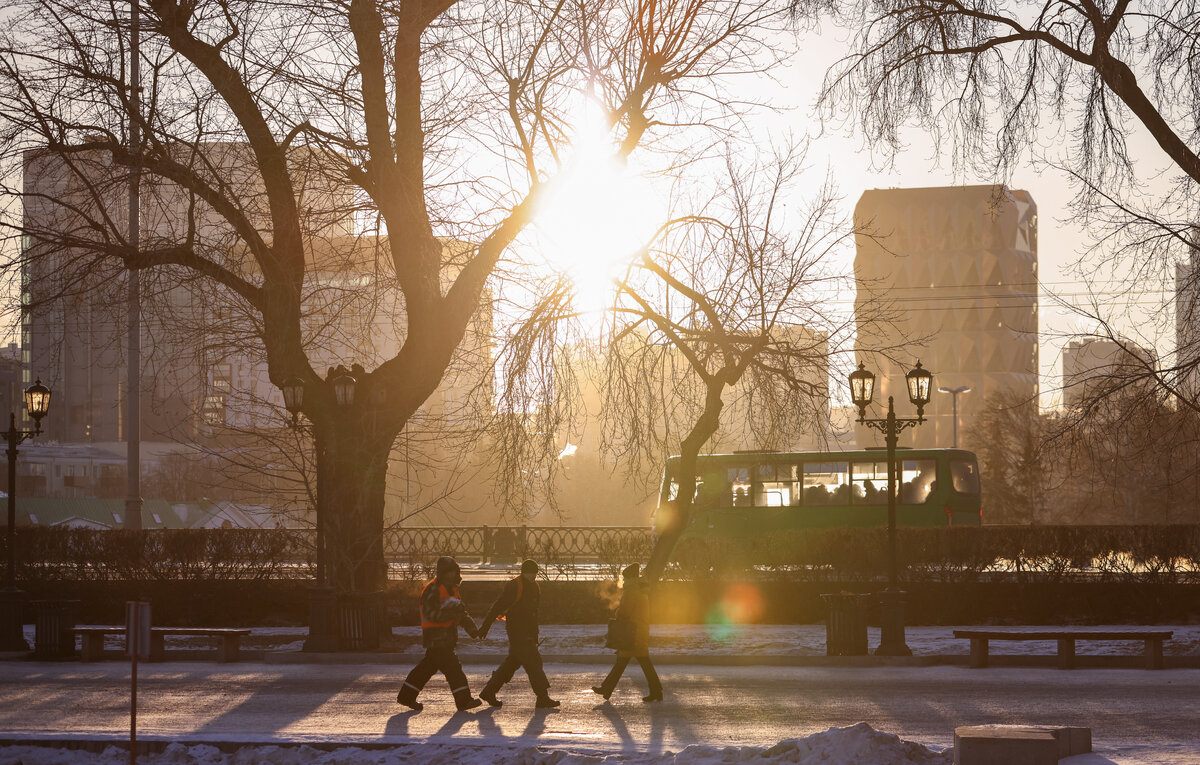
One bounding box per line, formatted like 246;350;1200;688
953;629;1172;669
73;626;252;663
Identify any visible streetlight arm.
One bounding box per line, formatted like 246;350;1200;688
857;416;924;436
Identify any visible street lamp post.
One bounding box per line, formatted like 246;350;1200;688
1;380;51;651
849;360;931;657
937;385;971;448
283;367;358;652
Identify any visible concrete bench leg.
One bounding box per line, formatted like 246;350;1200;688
969;638;989;668
79;634;105;662
1057;638;1076;669
1146;639;1164;669
218;635;241;662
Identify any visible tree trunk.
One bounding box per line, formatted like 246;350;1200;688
642;383;726;581
314;419;393;595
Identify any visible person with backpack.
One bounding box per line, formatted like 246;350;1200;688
397;556;483;712
477;559;560;708
592;563;663;702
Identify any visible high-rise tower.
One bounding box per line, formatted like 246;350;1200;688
853;185;1038;448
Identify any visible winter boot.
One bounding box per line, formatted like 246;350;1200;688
454;688;483;712
479;682;502;708
535;693;561;708
591;685;611;700
396;683;423;711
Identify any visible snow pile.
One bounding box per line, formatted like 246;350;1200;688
0;724;950;764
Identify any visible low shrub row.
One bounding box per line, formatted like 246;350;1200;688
11;524;1200;585
669;524;1200;584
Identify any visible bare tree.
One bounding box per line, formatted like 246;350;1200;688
0;0;794;604
595;146;868;579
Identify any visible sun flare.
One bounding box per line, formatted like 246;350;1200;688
531;114;663;317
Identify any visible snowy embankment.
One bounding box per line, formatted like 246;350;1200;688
0;723;951;764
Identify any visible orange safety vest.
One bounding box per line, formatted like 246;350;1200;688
420;579;457;629
497;575;539;621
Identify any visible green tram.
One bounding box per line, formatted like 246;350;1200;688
653;448;982;538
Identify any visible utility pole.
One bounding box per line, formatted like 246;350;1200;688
125;0;142;530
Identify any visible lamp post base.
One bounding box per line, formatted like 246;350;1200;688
303;585;338;653
874;589;913;657
0;587;30;652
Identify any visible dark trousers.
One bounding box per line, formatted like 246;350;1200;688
600;655;662;697
483;638;549;695
402;645;470;698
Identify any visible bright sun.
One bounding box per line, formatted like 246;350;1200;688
530;110;663;317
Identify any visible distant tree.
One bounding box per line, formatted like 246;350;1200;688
0;0;794;605
593;146;878;578
971;392;1051;524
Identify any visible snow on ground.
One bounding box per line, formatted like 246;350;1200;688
0;724;952;764
34;623;1197;657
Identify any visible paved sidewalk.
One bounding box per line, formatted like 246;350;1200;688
1;661;1198;763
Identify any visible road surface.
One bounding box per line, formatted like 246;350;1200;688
0;661;1196;762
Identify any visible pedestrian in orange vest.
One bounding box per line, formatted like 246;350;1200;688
397;556;482;711
478;559;560;708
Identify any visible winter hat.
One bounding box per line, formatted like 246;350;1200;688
621;563;640;580
521;559;539;576
436;556;459;576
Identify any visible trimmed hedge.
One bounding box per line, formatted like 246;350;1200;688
10;525;1200;585
670;525;1200;584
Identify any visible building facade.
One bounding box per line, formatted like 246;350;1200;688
853;185;1039;449
1175;229;1200;400
1061;338;1156;410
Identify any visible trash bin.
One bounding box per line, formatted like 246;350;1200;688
821;593;870;656
338;591;383;651
33;600;78;660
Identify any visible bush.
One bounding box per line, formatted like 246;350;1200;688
664;525;1200;585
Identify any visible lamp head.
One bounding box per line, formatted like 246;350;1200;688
332;369;357;408
848;362;875;419
24;379;50;432
282;377;305;427
905;360;933;418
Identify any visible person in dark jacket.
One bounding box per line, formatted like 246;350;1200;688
397;556;482;712
592;564;663;702
477;559;560;708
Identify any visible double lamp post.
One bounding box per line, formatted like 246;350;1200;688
1;380;52;652
848;360;931;657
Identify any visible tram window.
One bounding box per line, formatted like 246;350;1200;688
756;464;800;506
668;478;703;502
728;466;752;506
899;460;937;504
803;462;848;506
950;460;981;494
851;461;889;505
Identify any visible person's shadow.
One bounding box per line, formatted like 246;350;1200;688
383;709;420;739
522;706;561;738
435;710;480;738
595;700;636;752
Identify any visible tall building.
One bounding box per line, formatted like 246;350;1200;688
22;141;352;443
1061;338;1156;410
21;142;494;525
1175;228;1200;399
853;185;1038;449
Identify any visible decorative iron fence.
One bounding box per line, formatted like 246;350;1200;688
383;526;653;565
